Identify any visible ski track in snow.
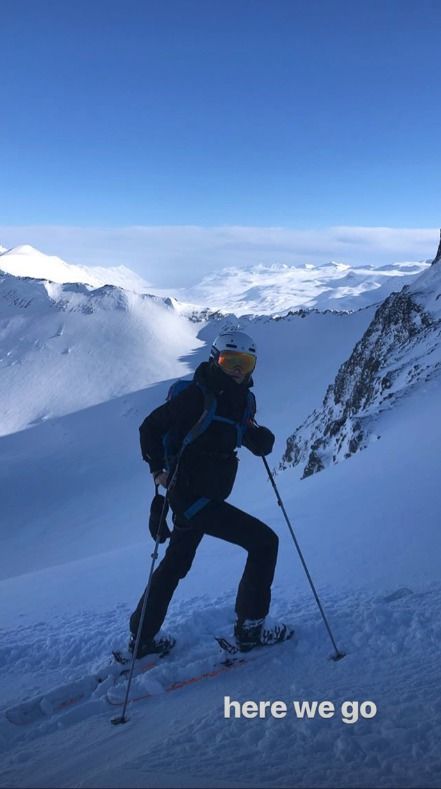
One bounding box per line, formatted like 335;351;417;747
1;586;441;787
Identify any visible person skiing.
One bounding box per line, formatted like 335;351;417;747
129;330;290;657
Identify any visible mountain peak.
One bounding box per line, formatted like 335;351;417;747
0;244;152;293
2;244;42;257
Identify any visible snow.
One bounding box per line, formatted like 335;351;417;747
0;244;151;292
408;258;441;316
281;258;441;478
0;306;374;578
0;243;429;315
1;254;441;788
180;259;429;314
0;272;203;436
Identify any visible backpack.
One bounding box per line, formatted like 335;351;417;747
163;378;256;477
149;377;256;536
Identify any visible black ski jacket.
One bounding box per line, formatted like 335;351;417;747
139;361;274;516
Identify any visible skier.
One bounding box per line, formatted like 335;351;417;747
129;330;290;657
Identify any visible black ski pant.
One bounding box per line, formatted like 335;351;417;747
130;500;279;642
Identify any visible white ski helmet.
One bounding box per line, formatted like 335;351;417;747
210;330;257;373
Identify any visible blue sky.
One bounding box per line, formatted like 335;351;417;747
0;0;440;279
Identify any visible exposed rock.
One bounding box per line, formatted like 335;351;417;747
280;238;441;478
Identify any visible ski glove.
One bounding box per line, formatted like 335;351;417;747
244;425;275;457
149;491;172;543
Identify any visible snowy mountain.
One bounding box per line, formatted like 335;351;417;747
0;244;152;291
0;271;204;436
182;259;429;314
280;251;441;478
3;241;394;438
0;243;429;315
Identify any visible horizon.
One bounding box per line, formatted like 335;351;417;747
0;225;439;288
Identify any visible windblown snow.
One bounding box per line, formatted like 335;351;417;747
0;244;440;789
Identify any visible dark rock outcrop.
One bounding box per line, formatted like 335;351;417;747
280;237;441;478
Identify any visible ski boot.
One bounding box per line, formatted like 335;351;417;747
234;617;293;652
128;632;176;659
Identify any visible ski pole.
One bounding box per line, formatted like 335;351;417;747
261;456;345;661
111;493;169;725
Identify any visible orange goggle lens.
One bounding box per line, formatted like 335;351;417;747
217;351;256;375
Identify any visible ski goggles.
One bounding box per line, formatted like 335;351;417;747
217;351;256;375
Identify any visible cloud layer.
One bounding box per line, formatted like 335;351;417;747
0;225;438;288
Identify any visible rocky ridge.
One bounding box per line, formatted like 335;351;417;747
281;234;441;477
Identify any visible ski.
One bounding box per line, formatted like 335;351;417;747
6;634;296;722
106;653;247;706
106;633;294;708
5;652;157;726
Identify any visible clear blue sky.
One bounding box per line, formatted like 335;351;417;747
1;0;440;228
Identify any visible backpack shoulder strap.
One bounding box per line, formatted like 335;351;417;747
181;383;217;449
235;391;256;447
166;379;193;401
245;391;256;422
211;389;256;448
166;378;254;458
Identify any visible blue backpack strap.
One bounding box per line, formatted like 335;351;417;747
210;390;256;448
163;379;195;472
211;414;243;447
166;381;255;457
168;383;216;520
164;380;217;472
246;390;257;421
166;379;192;401
237;391;256;446
181;384;217;449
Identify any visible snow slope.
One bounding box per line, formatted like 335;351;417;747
0;307;374;578
1;366;441;788
1;250;441;787
0;271;203;436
